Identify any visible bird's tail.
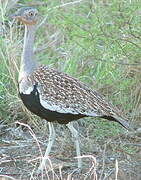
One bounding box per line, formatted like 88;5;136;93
113;115;130;129
102;115;131;129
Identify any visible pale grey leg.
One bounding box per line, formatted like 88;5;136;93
38;122;56;172
67;122;82;169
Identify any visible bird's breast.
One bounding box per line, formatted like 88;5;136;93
18;76;34;94
19;83;85;124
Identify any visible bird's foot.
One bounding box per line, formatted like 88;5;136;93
67;167;82;178
36;167;44;175
36;160;51;175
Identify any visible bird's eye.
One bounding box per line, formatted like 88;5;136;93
29;12;34;16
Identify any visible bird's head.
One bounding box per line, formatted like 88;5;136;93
12;7;38;25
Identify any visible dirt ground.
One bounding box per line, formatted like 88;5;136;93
0;121;141;180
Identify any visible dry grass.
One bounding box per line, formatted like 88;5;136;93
0;121;141;179
0;0;141;179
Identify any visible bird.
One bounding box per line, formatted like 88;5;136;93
12;7;130;172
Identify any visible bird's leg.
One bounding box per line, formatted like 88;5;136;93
38;122;56;172
67;122;82;170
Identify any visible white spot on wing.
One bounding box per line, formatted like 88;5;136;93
37;86;100;116
39;94;99;116
39;97;79;114
36;86;77;114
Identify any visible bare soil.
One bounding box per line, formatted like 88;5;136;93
0;121;141;180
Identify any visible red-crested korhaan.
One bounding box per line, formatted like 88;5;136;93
13;7;130;172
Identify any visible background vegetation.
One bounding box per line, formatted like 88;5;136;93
0;0;141;179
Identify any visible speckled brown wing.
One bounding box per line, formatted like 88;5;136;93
19;65;129;128
28;66;118;116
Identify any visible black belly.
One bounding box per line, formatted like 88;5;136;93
19;84;85;124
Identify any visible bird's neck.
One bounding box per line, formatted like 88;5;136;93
19;24;38;81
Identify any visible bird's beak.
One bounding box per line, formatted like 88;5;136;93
12;15;21;19
10;14;36;25
10;13;21;22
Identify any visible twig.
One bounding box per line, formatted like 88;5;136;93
94;57;141;66
7;0;19;10
34;31;61;54
15;121;43;161
76;155;97;180
99;143;107;180
30;0;84;9
111;142;141;147
103;169;114;180
0;175;16;180
37;0;85;28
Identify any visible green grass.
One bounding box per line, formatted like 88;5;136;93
0;1;141;179
0;0;141;130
